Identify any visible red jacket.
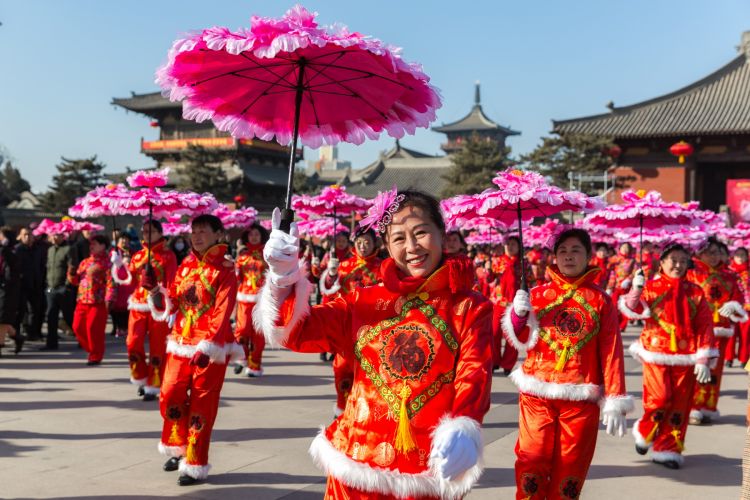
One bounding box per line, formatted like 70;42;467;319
113;239;177;313
320;250;383;298
70;253;110;305
236;243;266;303
687;259;744;338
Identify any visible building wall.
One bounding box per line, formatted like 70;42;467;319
612;164;688;203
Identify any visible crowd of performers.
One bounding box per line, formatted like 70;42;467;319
1;188;749;498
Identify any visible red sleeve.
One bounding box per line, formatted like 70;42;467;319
163;253;177;289
598;296;628;398
451;298;493;422
694;294;716;354
205;267;237;344
280;287;353;357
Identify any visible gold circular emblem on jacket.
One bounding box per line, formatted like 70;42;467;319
543;289;557;301
373;442;396;467
354;397;370;423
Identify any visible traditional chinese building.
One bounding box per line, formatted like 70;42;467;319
553;32;750;212
112;92;302;209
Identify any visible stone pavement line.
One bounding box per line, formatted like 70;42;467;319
0;325;745;499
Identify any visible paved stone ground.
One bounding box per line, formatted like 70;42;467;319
0;326;745;499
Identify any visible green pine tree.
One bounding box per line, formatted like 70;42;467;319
520;133;615;189
441;134;510;197
178;145;235;201
41;156;105;212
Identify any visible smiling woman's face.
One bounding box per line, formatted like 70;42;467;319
385;205;443;278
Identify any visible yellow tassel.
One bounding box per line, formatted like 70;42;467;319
645;422;659;444
168;423;180;445
707;390;716;409
713;307;720;324
671;429;685;452
555;339;572;372
669;326;678;353
181;312;193;337
151;369;161;389
394;384;417;454
186;433;198;463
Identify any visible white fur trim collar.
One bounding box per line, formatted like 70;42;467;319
500;306;539;354
509;368;601;402
111;264;132;285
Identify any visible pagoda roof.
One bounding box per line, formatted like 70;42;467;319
553;50;750;139
432;83;520;136
111;92;180;114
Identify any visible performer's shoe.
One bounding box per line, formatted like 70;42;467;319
178;474;201;486
86;360;101;366
137;386;145;397
319;352;328;362
635;444;649;456
142;393;157;402
233;364;244;375
13;334;25;354
503;369;512;376
163;457;180;472
38;345;58;351
726;360;734;368
654;459;680;470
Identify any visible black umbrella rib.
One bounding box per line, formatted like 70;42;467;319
306;74;387;89
308;62;411;89
302;71;322;128
239;53;299;87
239;64;300;116
303;51;347;86
302;63;388;119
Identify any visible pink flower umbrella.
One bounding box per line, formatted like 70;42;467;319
157;4;441;231
584;189;703;265
212;203;259;229
292;184;370;246
32;218;104;237
162;222;192;237
297;218;348;239
525;218;569;249
475;168;604;288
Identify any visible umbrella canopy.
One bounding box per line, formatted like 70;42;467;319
213;204;259;229
69;184;131;218
156;4;440;227
292;185;371;217
162;222;192;237
525;218;568;249
465;231;503;247
297;217;349;239
32;218;104;237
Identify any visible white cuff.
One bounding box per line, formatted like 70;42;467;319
253;277;313;348
196;340;229;364
428;415;484;499
319;268;342;296
500;306;539;353
618;295;651;320
111;264;132;285
147;285;172;322
236;292;257;303
599;394;635;415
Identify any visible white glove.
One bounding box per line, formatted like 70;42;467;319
602;410;627;437
110;251;123;268
632;270;645;289
327;257;340;276
718;301;747;322
718;302;736;318
621;279;632;290
430;429;478;481
606;289;613;296
311;256;321;268
694;363;711;384
263;208;301;287
512;289;531;317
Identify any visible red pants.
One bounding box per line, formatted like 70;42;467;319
127;309;169;389
324;475;438;500
692;336;729;418
234;301;265;370
72;303;108;362
726;324;750;364
333;353;354;413
492;305;519;370
515;393;599;500
636;363;695;456
159;354;227;471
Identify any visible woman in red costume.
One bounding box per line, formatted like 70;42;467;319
254;189;493;500
606;242;637;331
233;223;269;377
443;230;467;257
727;247;750;367
147;214;238;486
111;220;177;401
319;227;384;416
620;243;714;469
687;237;748;424
503;228;632;499
590;243;613;290
69;234;111;365
490;236;535;374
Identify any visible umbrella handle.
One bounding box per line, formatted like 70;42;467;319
279;208;295;233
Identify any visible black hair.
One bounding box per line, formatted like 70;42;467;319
191;214;224;233
595;242;610;252
89;234;109;247
446;229;467;249
553;228;592;256
383;190;445;240
354;227;376;242
660;242;689;261
700;236;721;254
735;247;749;257
0;226;16;244
143;219;163;234
241;223;269;245
505;235;521;247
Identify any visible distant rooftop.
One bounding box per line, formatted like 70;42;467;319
432;83;520;136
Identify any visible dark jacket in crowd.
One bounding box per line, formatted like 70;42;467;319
15;241;45;291
47;243;71;289
68;233;90;268
0;243;20;325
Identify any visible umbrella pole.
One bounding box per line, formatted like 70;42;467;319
517;202;528;291
639;214;643;268
280;59;307;233
331;206;337;256
147;203;153;267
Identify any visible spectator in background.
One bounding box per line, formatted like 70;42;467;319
42;232;74;351
107;234;134;338
14;227;45;342
168;235;190;265
0;226;21;355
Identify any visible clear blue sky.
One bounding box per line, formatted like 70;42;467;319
1;0;748;192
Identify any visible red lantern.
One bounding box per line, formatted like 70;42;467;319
149;120;159;128
234;194;246;206
607;145;622;159
669;141;694;164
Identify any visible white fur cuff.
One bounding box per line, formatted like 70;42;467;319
179;460;211;480
253;277;313;348
501;306;539;354
319;268;342;296
226;342;246;365
130;377;147;386
628;341;702;366
651;450;684;466
428;415;484;500
111;265;132;285
144;385;160;396
600;395;635;415
158;442;185;458
618;295;651;320
714;326;735;338
236;292;257;303
147;285;172;322
509;368;601;402
632;419;650;449
196;340;229;364
127;298;151;312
